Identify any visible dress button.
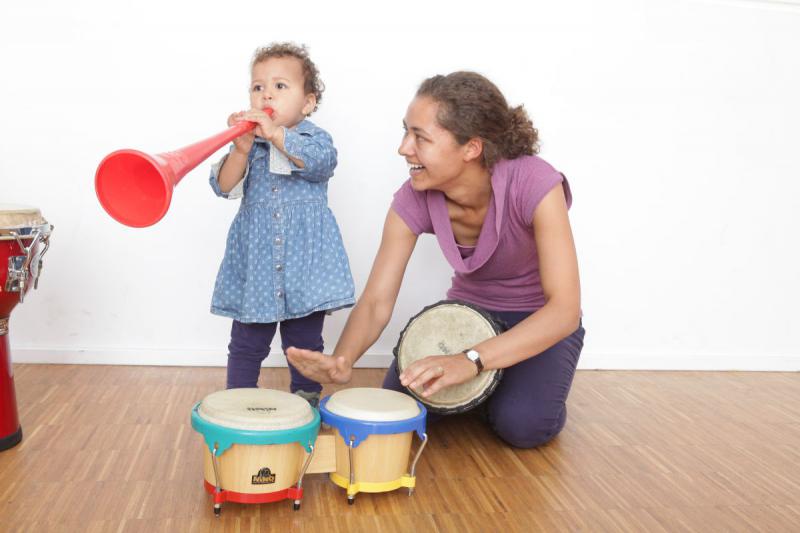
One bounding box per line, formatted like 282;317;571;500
276;290;283;298
272;187;279;193
274;237;282;245
273;212;281;219
276;264;283;271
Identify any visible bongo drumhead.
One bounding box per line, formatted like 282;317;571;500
325;387;420;422
197;388;314;431
393;300;504;414
0;204;47;229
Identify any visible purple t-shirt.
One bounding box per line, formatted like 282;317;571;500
391;155;572;312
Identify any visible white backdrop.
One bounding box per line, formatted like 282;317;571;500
2;0;798;370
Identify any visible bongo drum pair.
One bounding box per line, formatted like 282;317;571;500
1;204;52;451
191;387;427;514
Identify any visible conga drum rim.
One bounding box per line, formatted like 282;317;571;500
393;300;505;414
0;204;51;240
319;391;427;448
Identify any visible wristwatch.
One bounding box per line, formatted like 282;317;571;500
462;349;484;375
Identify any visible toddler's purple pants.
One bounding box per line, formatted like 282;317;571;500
226;312;325;393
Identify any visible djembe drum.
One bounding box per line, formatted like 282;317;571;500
393;300;505;414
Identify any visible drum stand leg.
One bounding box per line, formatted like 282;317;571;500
211;445;223;516
293;443;315;511
408;432;429;496
347;437;356;505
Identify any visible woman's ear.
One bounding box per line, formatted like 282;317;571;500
462;137;484;163
302;94;317;116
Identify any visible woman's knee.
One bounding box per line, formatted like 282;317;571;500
489;405;567;449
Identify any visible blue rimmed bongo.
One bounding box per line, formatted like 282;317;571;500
191;388;320;515
319;388;428;504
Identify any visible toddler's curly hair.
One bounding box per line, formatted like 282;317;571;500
251;42;324;114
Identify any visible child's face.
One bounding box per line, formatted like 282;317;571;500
250;57;316;129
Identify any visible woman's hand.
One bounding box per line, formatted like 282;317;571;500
286;347;353;384
399;354;478;398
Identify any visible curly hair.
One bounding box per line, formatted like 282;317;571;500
251;42;325;114
416;71;539;169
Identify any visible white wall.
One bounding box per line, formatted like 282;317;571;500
2;0;798;370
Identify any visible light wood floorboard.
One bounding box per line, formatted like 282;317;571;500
1;365;798;532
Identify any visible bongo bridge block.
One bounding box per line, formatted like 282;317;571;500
305;426;337;474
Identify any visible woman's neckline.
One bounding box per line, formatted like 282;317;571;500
427;163;508;274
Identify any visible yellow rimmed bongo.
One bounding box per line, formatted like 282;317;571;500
319;387;428;504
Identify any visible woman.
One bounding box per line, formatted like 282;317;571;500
288;71;585;448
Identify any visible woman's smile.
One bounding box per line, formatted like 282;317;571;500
407;162;425;177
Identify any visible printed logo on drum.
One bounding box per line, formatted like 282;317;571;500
247;407;277;413
252;467;277;485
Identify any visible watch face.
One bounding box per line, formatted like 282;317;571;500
466;350;479;361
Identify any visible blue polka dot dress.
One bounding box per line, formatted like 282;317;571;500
209;119;355;323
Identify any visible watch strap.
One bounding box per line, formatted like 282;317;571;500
462;349;484;375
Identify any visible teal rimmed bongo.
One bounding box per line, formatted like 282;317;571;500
190;388;321;514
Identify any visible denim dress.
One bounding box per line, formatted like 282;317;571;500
209;119;355;323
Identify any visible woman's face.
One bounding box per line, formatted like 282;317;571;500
398;96;471;191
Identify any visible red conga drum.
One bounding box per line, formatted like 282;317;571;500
1;204;53;451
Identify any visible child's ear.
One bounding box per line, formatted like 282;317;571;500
302;94;317;116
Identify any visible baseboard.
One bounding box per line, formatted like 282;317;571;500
11;348;395;368
10;348;800;371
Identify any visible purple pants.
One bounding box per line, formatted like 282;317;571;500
226;312;324;393
383;310;585;449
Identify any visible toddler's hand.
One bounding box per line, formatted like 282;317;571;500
228;111;255;155
241;108;279;142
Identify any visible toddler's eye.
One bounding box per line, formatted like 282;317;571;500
276;82;287;90
251;84;263;92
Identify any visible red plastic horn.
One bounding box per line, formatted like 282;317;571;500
95;108;274;227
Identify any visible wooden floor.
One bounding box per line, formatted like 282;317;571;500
1;365;799;532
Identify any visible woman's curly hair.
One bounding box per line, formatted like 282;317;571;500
251;42;324;114
417;71;539;169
